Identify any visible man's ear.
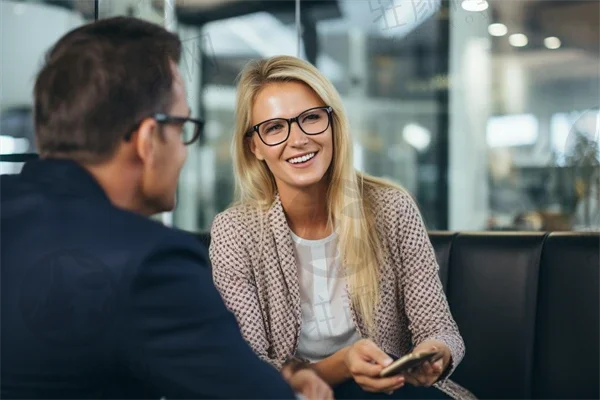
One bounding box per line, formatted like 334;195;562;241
249;137;265;161
135;118;159;166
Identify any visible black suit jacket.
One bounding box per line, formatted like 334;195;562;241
1;159;296;399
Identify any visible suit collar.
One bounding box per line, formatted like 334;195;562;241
20;158;110;203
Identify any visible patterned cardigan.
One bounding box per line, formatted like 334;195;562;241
209;185;476;399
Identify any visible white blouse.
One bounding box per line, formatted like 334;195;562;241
290;230;361;362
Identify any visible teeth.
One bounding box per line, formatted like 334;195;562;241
288;152;315;164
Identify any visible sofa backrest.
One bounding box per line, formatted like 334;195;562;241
443;233;545;399
532;233;599;399
427;231;455;290
196;230;599;399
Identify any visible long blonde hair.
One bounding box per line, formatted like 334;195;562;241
232;55;403;333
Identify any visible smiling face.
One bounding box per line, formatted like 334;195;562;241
249;81;333;196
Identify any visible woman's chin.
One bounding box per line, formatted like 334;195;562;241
285;174;328;191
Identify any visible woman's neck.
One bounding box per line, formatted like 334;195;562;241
279;183;330;240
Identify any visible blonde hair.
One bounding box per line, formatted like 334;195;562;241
232;55;403;333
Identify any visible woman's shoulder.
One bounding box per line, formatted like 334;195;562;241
211;201;268;235
362;178;429;248
363;178;417;214
209;201;271;267
212;203;254;229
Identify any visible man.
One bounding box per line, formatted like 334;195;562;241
0;16;331;400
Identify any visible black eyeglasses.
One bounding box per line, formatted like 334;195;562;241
125;113;204;145
246;106;333;146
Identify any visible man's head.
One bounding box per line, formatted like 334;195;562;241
34;17;199;215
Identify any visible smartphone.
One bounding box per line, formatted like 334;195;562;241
379;350;443;378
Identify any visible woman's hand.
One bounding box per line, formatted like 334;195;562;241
282;361;334;400
343;339;405;393
402;340;451;388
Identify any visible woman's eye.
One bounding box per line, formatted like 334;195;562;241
302;113;321;123
266;124;283;132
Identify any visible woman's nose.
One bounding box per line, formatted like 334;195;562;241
288;121;308;146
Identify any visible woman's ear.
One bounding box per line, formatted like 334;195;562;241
249;137;265;161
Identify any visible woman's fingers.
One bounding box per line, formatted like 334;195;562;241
355;374;405;392
404;369;426;387
386;378;406;393
289;369;334;400
316;382;334;400
421;361;435;376
402;356;445;388
432;358;444;373
359;340;394;368
405;368;438;387
347;339;393;378
402;372;418;386
348;361;383;377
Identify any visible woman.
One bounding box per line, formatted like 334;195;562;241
209;55;475;400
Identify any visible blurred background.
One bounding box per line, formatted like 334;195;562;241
1;0;599;232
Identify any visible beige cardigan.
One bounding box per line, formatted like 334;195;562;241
209;185;476;399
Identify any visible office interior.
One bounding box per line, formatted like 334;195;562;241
1;0;599;234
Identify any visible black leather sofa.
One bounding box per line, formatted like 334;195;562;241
196;231;599;399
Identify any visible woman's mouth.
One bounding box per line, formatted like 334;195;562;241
287;152;316;165
286;152;318;168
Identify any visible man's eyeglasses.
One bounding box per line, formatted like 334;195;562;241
246;106;333;146
125;113;204;145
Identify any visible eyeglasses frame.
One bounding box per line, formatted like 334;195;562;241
245;106;334;146
125;113;205;146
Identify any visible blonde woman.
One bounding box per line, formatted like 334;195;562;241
209;55;475;400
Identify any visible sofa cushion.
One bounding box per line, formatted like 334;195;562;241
446;232;546;399
532;232;599;399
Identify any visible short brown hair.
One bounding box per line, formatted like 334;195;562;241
34;16;182;163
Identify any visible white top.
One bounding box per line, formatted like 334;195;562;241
290;230;361;362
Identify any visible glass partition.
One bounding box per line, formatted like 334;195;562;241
3;0;598;232
450;0;599;231
1;0;92;174
310;0;451;229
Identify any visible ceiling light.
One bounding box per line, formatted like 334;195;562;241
544;36;561;50
488;23;507;37
461;0;489;12
509;33;528;47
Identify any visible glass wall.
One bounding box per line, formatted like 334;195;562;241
450;0;600;232
186;0;454;230
1;0;92;174
179;1;302;230
314;0;451;229
2;0;598;232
